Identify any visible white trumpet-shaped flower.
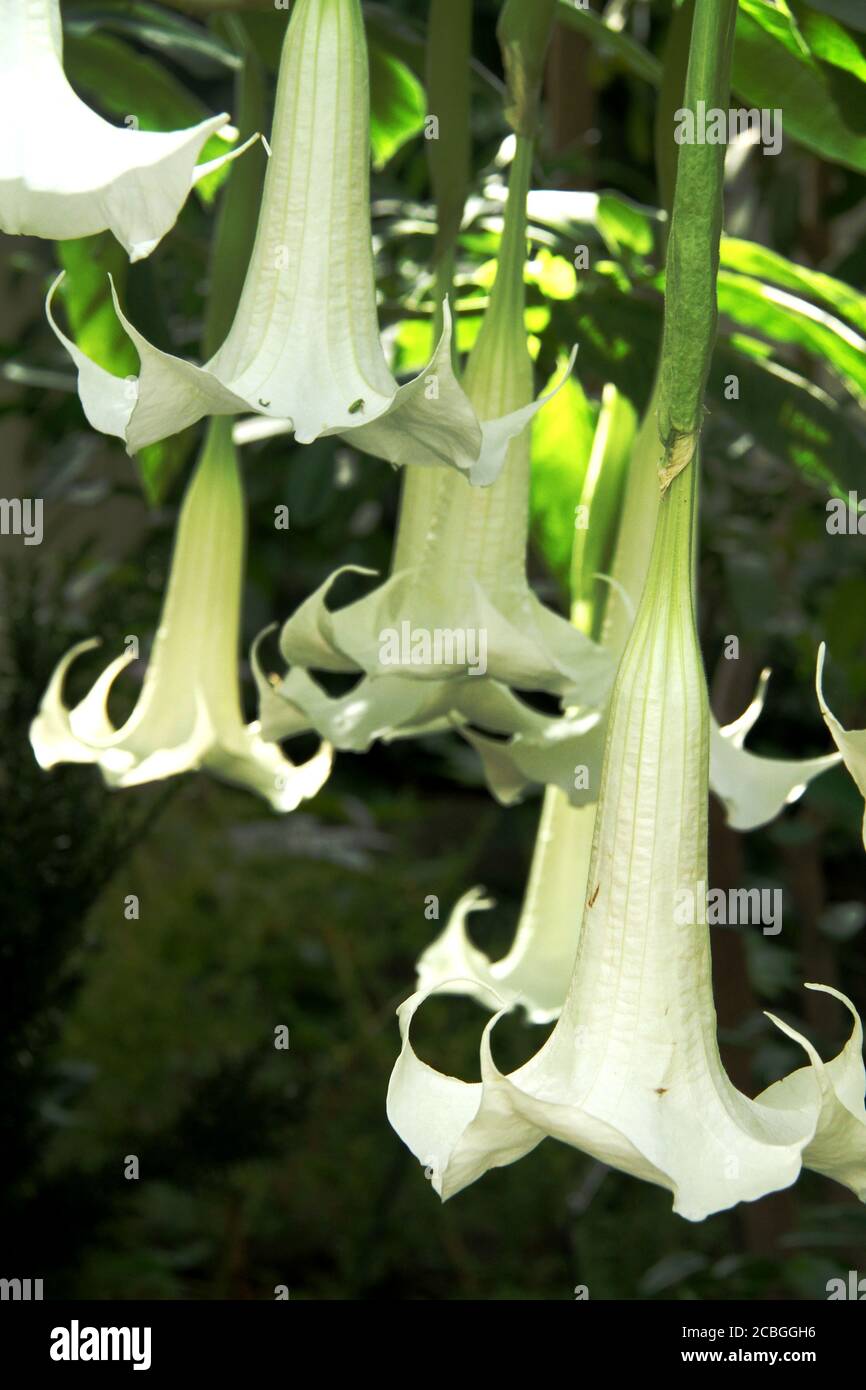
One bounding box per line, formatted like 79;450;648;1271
465;392;839;824
30;419;331;811
816;642;866;845
257;134;612;754
388;468;866;1218
47;0;544;481
1;0;247;261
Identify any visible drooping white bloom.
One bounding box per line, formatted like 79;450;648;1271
816;642;866;845
1;0;247;261
46;0;547;482
30;419;331;811
456;387;838;826
388;469;866;1218
256;133;611;753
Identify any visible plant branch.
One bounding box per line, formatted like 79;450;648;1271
657;0;737;489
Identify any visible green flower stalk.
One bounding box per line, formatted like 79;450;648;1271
31;419;331;811
0;0;249;261
257;133;611;754
46;0;543;484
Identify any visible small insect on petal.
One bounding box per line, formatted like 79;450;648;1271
348;398;365;414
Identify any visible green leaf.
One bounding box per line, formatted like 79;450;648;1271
720;237;866;337
64;32;207;129
717;269;866;405
710;344;866;499
596;193;656;259
733;0;866;173
57;236;138;378
203;17;268;358
794;0;866;37
368;41;427;170
556;0;662;86
530;361;598;594
791;2;866;82
63;1;240;74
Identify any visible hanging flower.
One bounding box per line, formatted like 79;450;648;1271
1;0;248;261
387;469;866;1217
454;390;838;825
46;0;551;481
257;133;611;753
417;791;596;1024
30;419;331;812
816;643;866;845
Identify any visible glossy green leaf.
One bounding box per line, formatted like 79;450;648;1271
733;0;866;173
63;1;240;74
368;41;427;169
56;235;137;378
720;237;866;338
596;193;656;259
717;270;866;405
791;2;866;81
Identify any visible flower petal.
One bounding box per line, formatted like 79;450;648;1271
1;0;237;259
816;642;866;846
710;687;839;833
417;792;595;1023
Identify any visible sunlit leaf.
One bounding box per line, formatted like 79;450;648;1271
720;237;866;338
368;42;426;169
530;361;598;593
717;271;866;405
733;0;866;173
596;193;656;260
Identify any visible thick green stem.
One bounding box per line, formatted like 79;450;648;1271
498;0;558;136
394;0;472;562
656;0;736;488
426;0;472;320
394;137;534;594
